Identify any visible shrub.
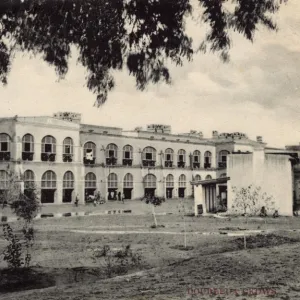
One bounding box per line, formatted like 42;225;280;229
93;244;143;278
1;172;40;270
2;224;23;269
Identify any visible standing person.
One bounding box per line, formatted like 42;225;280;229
118;191;121;201
122;192;125;204
96;191;101;204
75;194;79;207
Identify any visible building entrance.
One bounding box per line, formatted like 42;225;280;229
123;188;132;200
166;188;173;198
145;188;155;198
178;187;185;198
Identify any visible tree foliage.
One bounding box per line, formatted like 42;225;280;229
0;0;288;105
231;185;275;216
1;171;40;269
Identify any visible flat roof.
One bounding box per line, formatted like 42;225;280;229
190;177;230;186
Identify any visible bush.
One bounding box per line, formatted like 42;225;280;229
1;173;40;270
2;224;23;269
234;234;298;250
93;244;144;278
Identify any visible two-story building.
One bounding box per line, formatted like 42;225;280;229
0;112;267;206
3;111;296;214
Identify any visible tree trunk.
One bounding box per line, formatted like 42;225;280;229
152;205;157;227
183;214;187;248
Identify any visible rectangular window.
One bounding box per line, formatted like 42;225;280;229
222;156;226;162
109;150;115;157
205;157;210;164
179;155;184;162
45;144;52;153
24;143;31;152
64;145;71;154
194;156;199;162
124;151;130;159
1;142;8;152
146;153;152;160
166;154;171;161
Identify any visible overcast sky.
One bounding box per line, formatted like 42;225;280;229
0;1;299;147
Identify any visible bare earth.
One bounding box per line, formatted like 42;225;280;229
1;209;300;300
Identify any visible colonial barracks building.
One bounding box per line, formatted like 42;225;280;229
0;112;299;216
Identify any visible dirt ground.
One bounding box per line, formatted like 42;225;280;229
1;214;300;299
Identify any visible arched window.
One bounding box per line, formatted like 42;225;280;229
142;147;156;167
63;171;74;203
177;149;186;168
219;173;227;178
195;174;201;181
63;137;73;162
204;151;212;168
205;175;212;180
144;174;156;188
42;136;56;153
106;144;118;165
218;150;230;168
193;150;201;168
178;174;186;187
123;145;133;159
106;144;118;163
0;170;9;190
124;173;133;188
106;144;118;158
123;145;133;166
41;171;57;203
41;136;56;162
22;134;34;152
0;170;9;203
24;170;35;190
108;173;118;189
84;142;96;164
85;172;97;189
0;133;11;161
41;171;57;189
166;174;174;187
63;171;74;189
165;148;174;167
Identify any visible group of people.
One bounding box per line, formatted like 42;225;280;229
117;191;125;203
108;189;125;203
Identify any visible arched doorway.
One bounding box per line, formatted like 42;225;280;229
41;171;57;203
178;174;186;198
63;171;74;203
144;174;156;198
166;174;174;198
0;170;9;204
108;173;118;200
24;170;35;199
85;172;96;199
123;173;133;199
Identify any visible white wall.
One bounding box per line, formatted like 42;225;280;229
227;152;293;216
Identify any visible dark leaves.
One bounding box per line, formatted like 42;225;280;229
0;0;288;105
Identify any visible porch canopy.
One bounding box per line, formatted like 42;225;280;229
191;176;230;214
190;176;230;186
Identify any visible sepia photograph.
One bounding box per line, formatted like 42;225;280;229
0;0;299;299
